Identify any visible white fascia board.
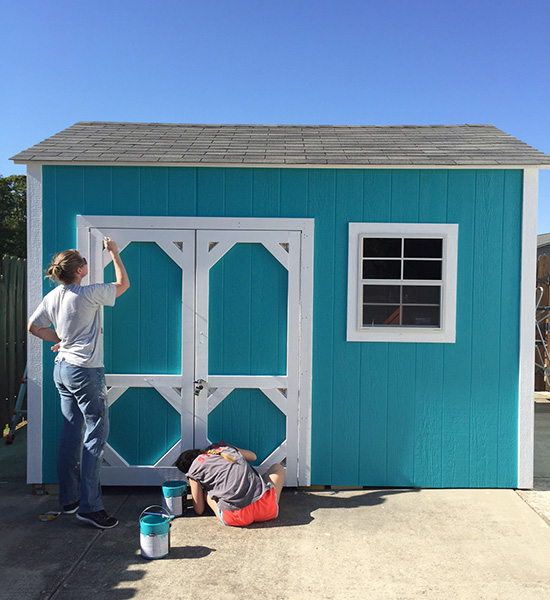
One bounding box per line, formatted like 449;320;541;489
13;160;548;170
518;168;538;489
26;164;43;483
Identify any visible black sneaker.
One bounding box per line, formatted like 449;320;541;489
62;501;80;514
76;510;118;529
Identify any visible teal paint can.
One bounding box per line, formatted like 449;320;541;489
162;480;188;517
140;505;173;560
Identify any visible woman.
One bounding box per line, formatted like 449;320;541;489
28;237;129;529
175;442;285;527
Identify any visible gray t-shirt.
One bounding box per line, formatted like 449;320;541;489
29;282;117;368
186;444;272;511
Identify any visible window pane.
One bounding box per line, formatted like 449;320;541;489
363;260;401;279
402;306;440;327
363;238;402;258
363;305;401;326
402;286;440;304
404;238;442;258
404;260;441;280
363;285;400;304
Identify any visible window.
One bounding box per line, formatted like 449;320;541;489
347;223;458;343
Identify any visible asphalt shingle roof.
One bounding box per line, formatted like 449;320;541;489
11;122;550;167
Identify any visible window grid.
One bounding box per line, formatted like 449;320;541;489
359;235;444;329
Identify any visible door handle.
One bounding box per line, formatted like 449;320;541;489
194;379;207;396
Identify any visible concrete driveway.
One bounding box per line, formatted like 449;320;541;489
1;398;550;600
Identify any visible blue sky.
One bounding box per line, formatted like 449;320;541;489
2;0;549;232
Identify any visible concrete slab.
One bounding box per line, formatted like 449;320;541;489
1;404;550;600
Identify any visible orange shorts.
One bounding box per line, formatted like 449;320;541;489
219;487;278;527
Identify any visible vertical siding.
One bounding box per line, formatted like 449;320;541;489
307;170;337;483
359;170;392;485
330;171;362;485
40;165;523;487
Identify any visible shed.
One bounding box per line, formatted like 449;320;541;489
12;122;550;489
538;233;550;260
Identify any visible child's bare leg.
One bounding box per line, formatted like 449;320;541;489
262;463;285;502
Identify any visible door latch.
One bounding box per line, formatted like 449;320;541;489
194;379;207;396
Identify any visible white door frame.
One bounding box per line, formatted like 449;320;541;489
76;215;314;486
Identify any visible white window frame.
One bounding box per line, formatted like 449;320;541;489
347;222;458;343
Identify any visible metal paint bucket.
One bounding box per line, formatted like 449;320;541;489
162;480;188;517
139;505;173;560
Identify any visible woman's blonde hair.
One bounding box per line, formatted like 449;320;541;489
46;250;86;284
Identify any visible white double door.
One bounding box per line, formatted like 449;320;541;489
77;216;312;486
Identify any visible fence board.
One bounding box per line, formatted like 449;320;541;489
0;256;27;432
536;254;550;391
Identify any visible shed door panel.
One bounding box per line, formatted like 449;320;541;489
195;230;301;484
84;227;195;484
80;222;304;486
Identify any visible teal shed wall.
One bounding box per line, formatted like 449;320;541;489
40;165;523;487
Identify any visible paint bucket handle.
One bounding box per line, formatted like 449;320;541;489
140;505;174;522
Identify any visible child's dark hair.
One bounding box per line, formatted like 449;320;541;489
175;445;235;473
175;449;203;473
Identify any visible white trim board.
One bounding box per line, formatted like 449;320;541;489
77;215;315;486
517;168;538;489
347;222;458;343
77;215;314;232
14;160;550;171
26;164;44;484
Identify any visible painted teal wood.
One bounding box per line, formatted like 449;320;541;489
307;170;337;483
280;170;308;217
441;170;476;486
386;171;420;486
414;170;448;487
109;387;180;465
39;165;524;488
112;167;141;215
253;169;280;217
104;242;182;374
141;167;168;216
330;170;363;485
197;168;225;216
168;167;197;215
358;170;392;485
84;167;112;214
208;389;286;465
208;243;287;375
497;170;522;486
225;168;253;216
470;171;504;487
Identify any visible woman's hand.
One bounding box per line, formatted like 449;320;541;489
51;342;61;352
103;237;119;254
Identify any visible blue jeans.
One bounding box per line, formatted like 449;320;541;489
53;360;109;513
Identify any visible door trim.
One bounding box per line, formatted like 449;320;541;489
77;215;314;486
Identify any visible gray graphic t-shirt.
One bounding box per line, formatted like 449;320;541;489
186;444;272;511
29;282;117;368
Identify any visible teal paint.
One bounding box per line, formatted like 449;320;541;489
208;388;286;465
104;242;182;375
109;388;181;465
39;165;524;488
330;170;362;486
208;243;287;376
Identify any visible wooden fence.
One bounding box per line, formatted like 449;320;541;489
536;254;550;392
0;256;27;431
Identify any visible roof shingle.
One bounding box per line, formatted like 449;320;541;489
11;122;550;167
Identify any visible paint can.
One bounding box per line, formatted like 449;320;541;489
139;505;173;560
162;480;188;517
